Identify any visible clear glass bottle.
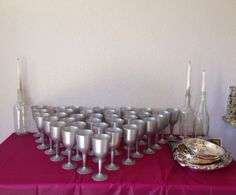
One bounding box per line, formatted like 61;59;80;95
14;59;27;136
14;101;27;136
193;71;209;138
179;89;194;138
179;62;194;138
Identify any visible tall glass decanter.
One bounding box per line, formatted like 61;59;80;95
13;58;27;136
193;71;209;138
179;62;194;138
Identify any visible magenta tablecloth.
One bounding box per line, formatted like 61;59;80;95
0;133;236;195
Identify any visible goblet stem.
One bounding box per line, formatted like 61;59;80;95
72;148;82;161
127;145;131;160
168;124;176;140
144;134;155;154
62;148;76;170
147;134;151;149
155;133;158;144
41;133;45;145
50;143;64;162
37;133;48;150
56;143;59;155
111;149;114;164
77;153;92;174
49;138;53;150
158;129;166;144
82;153;86;168
105;149;120;171
44;138;55;155
68;149;71;164
98;158;102;175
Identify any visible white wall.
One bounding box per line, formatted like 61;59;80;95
0;0;236;156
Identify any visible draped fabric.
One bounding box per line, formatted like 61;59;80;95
0;133;236;195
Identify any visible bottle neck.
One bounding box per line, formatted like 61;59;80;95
200;91;207;104
184;89;191;107
17;88;24;104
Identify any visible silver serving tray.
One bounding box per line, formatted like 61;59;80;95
175;150;232;171
182;138;225;160
175;144;221;165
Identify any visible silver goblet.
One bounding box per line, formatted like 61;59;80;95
55;106;66;112
158;110;170;144
103;108;117;116
31;105;47;138
55;111;68;118
144;117;156;154
105;127;122;171
131;119;145;158
65;126;82;161
35;112;50;150
70;113;85;121
60;116;76;125
138;111;151;120
50;121;66;162
86;117;101;129
88;113;103;120
107;117;124;156
123;114;137;125
107;117;124;128
61;127;77;170
92;122;108;134
79;107;94;118
76;129;93;174
92;134;110;181
61;126;79;156
33;108;49;142
93;106;106;113
122;124;138;165
64;108;74;115
167;108;180;140
43;116;59;155
70;121;87;129
151;114;164;150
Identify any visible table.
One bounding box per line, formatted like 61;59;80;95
0;133;236;195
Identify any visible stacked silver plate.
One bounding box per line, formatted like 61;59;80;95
174;138;233;171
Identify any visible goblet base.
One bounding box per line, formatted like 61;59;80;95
151;144;162;150
54;143;64;148
33;132;40;137
92;173;108;181
72;154;82;161
77;166;92;174
61;149;69;156
62;162;77;170
44;148;55;155
35;138;42;143
139;140;147;146
105;163;120;171
93;157;105;163
158;139;166;145
168;134;176;140
144;148;156;154
50;155;64;162
114;149;122;156
122;158;136;166
37;143;48;150
131;151;144;158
